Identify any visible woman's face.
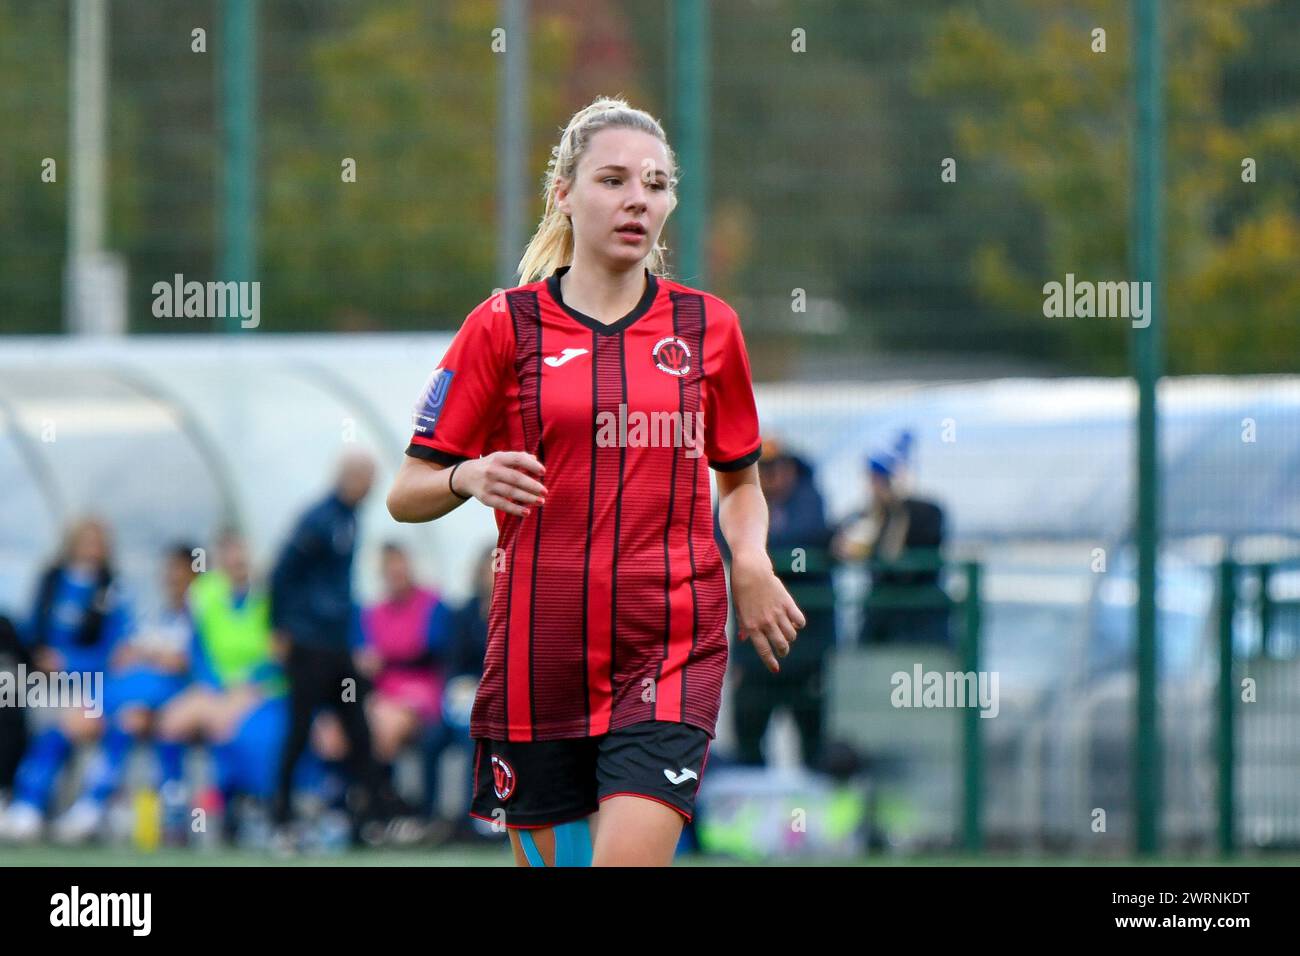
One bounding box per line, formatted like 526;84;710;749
219;537;251;586
869;471;894;506
759;458;797;501
382;550;413;596
557;127;674;271
70;523;108;568
164;554;194;603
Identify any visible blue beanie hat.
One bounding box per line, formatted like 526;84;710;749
867;452;895;479
866;428;913;479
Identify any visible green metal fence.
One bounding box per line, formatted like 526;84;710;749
826;551;1300;857
1218;557;1300;856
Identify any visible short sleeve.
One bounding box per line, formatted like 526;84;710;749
406;298;514;465
704;303;762;471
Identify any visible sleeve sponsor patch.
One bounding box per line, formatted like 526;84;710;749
411;367;455;436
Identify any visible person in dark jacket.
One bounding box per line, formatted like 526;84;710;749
833;434;952;647
270;451;391;841
717;438;836;770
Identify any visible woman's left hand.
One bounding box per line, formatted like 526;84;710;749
730;551;807;674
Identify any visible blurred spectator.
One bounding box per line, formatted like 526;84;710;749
157;530;292;833
718;438;836;770
422;545;493;830
356;543;454;761
50;543;197;844
833;432;952;647
269;452;393;839
0;518;132;843
316;542;455;815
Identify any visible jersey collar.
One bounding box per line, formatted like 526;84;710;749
545;265;660;336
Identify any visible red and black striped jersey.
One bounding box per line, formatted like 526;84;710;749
406;265;762;741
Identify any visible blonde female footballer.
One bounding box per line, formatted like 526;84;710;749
387;96;805;867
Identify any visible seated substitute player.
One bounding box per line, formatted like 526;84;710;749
0;517;132;844
156;530;294;827
51;543;198;844
387;96;805;867
312;542;455;816
354;543;456;766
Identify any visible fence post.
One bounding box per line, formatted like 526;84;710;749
961;560;983;853
1217;557;1236;856
219;0;257;333
1131;0;1166;857
1258;563;1273;658
671;0;709;287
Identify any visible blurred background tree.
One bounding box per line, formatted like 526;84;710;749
919;0;1300;375
1;0;1296;377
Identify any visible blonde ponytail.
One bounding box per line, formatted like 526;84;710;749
516;95;678;285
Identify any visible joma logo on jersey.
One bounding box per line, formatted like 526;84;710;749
411;368;455;436
491;754;516;801
652;336;691;376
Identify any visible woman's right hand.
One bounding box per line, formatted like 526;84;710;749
456;451;548;517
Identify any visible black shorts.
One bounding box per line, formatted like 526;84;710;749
469;720;712;829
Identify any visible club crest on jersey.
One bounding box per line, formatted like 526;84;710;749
491;754;516;801
652;336;691;376
412;367;454;436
